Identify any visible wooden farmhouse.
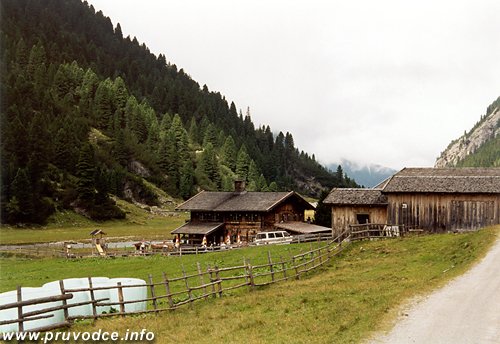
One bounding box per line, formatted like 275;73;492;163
172;181;319;245
325;168;500;235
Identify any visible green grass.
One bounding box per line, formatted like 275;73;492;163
0;205;189;245
1;226;497;343
0;242;319;292
67;226;497;344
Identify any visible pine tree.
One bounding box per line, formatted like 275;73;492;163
236;145;250;181
179;160;195;199
203;123;218;148
94;79;114;130
221;135;237;171
76;143;96;204
314;189;332;227
268;181;278;192
7;168;34;222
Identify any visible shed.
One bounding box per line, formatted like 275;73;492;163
324;189;388;236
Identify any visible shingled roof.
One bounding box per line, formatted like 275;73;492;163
383;168;500;193
176;191;314;212
323;188;387;205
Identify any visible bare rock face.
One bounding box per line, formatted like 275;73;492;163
128;160;151;178
435;107;499;167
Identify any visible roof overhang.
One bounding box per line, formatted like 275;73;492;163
274;221;331;234
171;222;224;236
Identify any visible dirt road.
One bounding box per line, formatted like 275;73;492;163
370;234;500;344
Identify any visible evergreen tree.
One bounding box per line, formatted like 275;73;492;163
94;79;114;130
179;160;195;199
76;143;96;203
221;135;237;171
314;189;332;227
236;145;250;181
7;168;34;222
202;123;218;148
268;181;278;192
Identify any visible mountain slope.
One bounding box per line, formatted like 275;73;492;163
327;160;396;188
0;0;354;224
435;96;500;168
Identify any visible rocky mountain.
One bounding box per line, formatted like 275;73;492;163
435;96;500;168
328;160;396;188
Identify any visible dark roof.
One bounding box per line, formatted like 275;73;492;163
274;221;332;234
383;168;500;193
176;191;314;212
90;229;106;236
323;188;388;205
171;222;224;235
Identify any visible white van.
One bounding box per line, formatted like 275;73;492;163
254;231;292;245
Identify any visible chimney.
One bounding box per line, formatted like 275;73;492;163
234;180;246;193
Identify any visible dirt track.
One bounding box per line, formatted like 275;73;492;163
370;234;500;344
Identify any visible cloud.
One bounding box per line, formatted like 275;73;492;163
87;0;500;170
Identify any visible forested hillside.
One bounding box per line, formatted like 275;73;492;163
435;96;500;168
0;0;357;224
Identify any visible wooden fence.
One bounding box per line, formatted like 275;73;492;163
348;223;425;241
1;231;350;334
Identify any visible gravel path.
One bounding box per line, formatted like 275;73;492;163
370;234;500;344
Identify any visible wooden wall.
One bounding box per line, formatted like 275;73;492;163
331;205;387;235
387;193;500;232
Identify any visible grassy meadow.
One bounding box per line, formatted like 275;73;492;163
0;202;189;245
58;226;497;343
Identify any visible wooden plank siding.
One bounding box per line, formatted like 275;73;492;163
387;193;499;232
331;205;387;236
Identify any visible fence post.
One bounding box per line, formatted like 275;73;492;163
148;274;158;314
59;280;69;322
16;286;23;332
88;277;97;319
214;265;222;297
243;258;249;286
197;262;208;300
246;259;255;291
293;256;300;280
280;256;288;281
162;272;174;309
117;282;125;316
267;251;275;283
182;266;193;307
207;264;217;298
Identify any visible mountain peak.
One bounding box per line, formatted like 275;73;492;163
435;96;500;168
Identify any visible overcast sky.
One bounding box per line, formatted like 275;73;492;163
87;0;500;170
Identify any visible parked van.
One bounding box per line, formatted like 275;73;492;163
254;231;292;245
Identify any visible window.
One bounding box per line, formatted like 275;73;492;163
356;214;370;224
275;232;283;238
268;233;276;238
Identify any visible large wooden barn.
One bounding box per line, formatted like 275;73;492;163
325;168;500;235
173;181;316;245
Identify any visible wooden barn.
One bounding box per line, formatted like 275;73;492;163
324;189;388;236
173;181;315;245
325;168;500;234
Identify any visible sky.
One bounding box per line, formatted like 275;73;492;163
86;0;500;170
